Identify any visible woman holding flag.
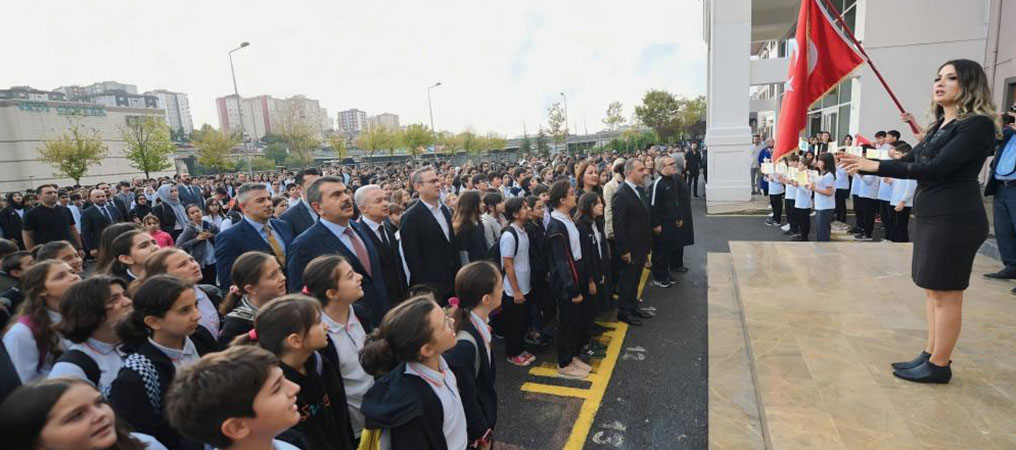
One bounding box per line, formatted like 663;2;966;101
838;59;1001;384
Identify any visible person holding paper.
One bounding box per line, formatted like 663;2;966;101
791;158;813;241
811;153;837;242
838;59;1000;384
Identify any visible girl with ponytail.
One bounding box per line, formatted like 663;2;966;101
142;248;223;355
360;295;467;450
217;251;286;347
231;294;356;450
444;261;502;449
110;275;203;450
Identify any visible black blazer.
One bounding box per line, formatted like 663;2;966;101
546;217;585;301
576;219;606;288
686;151;703;174
876;115;996;218
80;203;122;253
280;200;317;237
445;320;497;441
286;220;390;329
359;218;408;304
362;363;449;450
611;183;652;258
983;127;1016;196
0;207;24;248
399;201;458;298
650;175;680;230
455;222;488;264
213;217;295;289
149;203;178;235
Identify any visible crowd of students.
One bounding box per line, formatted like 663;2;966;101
754;130;917;242
0;145;698;450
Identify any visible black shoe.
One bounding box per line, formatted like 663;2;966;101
984;269;1016;280
582;346;606;359
591;324;610;336
675;266;689;273
783;230;795;236
618;314;642;326
1011;286;1016;296
588;340;608;351
633;309;654;319
890;351;931;370
893;360;951;384
847;227;861;234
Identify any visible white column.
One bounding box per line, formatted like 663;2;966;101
704;0;753;212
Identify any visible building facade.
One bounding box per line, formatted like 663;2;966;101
145;89;194;135
365;112;400;131
55;81;139;98
0;86;67;102
702;0;1007;211
0;98;177;190
216;94;328;141
337;108;367;134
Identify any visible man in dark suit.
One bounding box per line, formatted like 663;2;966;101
983;112;1016;286
649;155;680;287
400;167;458;302
354;184;408;305
177;174;205;212
80;188;121;258
279;168;321;237
83;182;129;219
214;183;295;289
612;159;653;325
286;176;390;329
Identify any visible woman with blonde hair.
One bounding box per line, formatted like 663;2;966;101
839;59;1000;383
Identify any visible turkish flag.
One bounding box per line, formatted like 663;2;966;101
854;133;872;146
773;0;864;161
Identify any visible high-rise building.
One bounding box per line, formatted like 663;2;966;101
0;86;66;102
217;94;328;141
145;89;194;135
319;107;333;132
337;108;368;134
365;112;400;131
55;81;139;98
216;94;243;136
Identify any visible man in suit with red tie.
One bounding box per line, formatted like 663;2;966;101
399;167;459;303
287;176;389;329
612;159;654;325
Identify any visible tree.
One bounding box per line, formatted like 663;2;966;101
356;126;387;160
634;89;682;141
264;143;289;165
279;118;319;168
235;156;276;172
121;116;176;179
485;132;506;154
520;134;532;155
402;123;435;158
535;128;550;157
38;122;108;184
678;95;707;139
460;131;482;156
385;128;404;157
194;127;238;173
547;102;567;152
328;134;349;160
437;132;461;156
603;101;626;132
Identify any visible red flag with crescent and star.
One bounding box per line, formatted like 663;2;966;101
773;0;864;161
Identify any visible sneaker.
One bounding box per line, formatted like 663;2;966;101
558;362;590;379
764;218;776;226
583;346;607;359
572;357;592;371
588;340;608;351
853;233;870;240
507;354;535;367
650;279;673;288
525;333;546;346
781;223;791;231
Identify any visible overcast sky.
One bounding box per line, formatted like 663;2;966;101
2;0;706;137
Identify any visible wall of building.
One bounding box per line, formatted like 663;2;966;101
986;0;1016;110
0;100;177;190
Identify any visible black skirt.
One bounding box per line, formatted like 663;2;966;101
911;212;988;291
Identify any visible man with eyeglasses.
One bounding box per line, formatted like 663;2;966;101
399;167;459;302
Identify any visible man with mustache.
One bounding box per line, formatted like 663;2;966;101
286;176;390;330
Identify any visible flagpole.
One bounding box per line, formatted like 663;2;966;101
819;0;920;135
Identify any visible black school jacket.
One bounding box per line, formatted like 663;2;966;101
362;362;448;450
546;217;585;301
190;285;223;355
445;319;496;441
576;219;607;288
277;352;356;450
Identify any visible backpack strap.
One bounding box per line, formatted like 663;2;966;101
56;349;101;388
456;329;481;378
16;315;49;372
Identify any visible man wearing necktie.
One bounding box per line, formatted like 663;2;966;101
612;159;655;326
354;184;408;305
81;188;121;258
287;176;390;329
213;183;295;289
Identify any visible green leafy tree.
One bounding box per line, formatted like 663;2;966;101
535;128;550;157
328;134;349;160
235;156;276;172
547;103;567;152
121;116;176;179
264;143;288;164
603;101;626;132
356;126;387;160
485;132;506;153
402;124;435;158
634;89;682;141
460;131;482;156
520;135;532;155
279;118;319;168
194;127;238;173
437;132;461;156
385;127;404;157
38;122;108;184
678;95;707;139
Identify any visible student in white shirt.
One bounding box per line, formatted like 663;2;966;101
765;169;785;227
3;260;80;383
792;159;814;241
498;198;536;367
888;143;918;242
855;163;880;240
811;153;837;242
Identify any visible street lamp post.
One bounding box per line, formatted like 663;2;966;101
560;92;569;153
229;41;251;175
427;82;442;163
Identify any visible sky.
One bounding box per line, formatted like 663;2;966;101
2;0;707;138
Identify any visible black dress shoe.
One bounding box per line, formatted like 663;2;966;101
984;269;1016;280
890;351;931;370
633;309;654;319
1010;286;1016;296
675;266;689;273
618;315;642;326
893;360;952;384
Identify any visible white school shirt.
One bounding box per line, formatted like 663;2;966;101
500;223;531;296
813;173;836;211
194;287;220;337
857;175;879;199
785;182;798;201
147;337;200;370
550;210;582;261
383;358;467;450
469;311;493;366
795;182;813;209
322;306;373;437
768;176;785;195
48;338;124;393
834;167;850;190
877;177;895;201
849;173;861;196
891;178;917;207
3;309;68;383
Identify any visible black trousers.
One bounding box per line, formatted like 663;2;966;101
651;227;675;282
556;264;587;368
834;189;849;223
689;173;700;196
618;252;647;316
892;206;911;242
670;245;685;270
608;239;622;293
851;194;863;229
770;193;785;224
785;198;798;233
501;291;531;358
527;279;556;336
858;197;876;237
878;200;894;241
796;208;811;240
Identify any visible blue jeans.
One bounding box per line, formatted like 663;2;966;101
993;184;1016;268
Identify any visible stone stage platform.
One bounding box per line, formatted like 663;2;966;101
708;241;1016;449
